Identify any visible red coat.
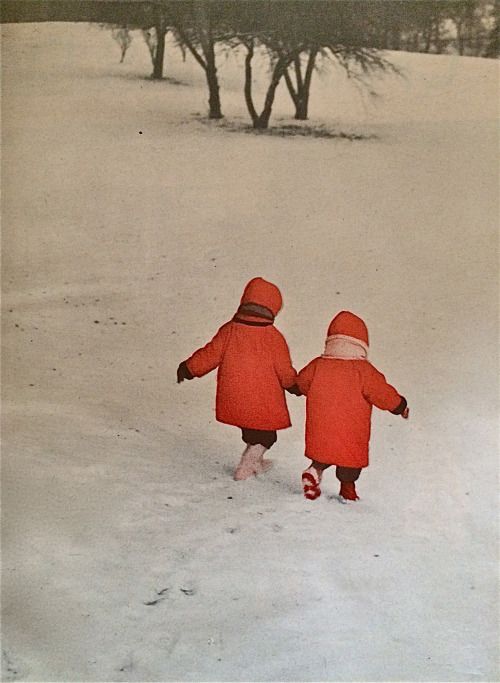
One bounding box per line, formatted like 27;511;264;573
297;312;404;468
185;278;297;431
297;358;403;467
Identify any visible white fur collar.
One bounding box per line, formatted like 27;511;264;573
322;334;368;360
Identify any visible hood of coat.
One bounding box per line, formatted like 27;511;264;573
324;311;369;359
239;277;283;318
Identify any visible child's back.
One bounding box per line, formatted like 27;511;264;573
188;318;296;431
178;277;297;480
299;356;403;469
298;311;408;501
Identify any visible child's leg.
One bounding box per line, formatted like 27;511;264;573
302;460;331;500
336;466;362;500
233;430;277;480
336;466;361;482
310;460;331;474
234;444;251;480
253;431;277;473
233;444;263;480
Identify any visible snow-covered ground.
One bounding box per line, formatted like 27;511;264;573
1;22;498;682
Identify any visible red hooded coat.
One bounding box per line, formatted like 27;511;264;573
185;278;297;430
297;312;405;468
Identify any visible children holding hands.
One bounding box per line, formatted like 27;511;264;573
178;278;408;501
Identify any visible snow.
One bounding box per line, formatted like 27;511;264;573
1;22;499;682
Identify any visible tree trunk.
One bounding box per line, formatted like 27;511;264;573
244;41;259;125
433;19;443;54
297;48;317;120
176;28;223;119
203;39;222;119
176;4;223;119
205;60;222;119
244;46;288;130
392;27;401;51
456;19;465;55
253;57;287;129
423;25;432;52
152;24;166;79
485;22;499;58
284;68;298;100
253;113;271;129
284;49;317;121
293;53;307;120
192;0;223;119
294;97;308;121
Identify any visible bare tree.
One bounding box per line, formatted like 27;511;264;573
242;38;292;129
142;27;157;64
484;0;499;56
174;0;224;118
111;27;133;63
143;19;168;79
284;48;319;120
138;3;171;80
150;12;168;79
235;1;400;128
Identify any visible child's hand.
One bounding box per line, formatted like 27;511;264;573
177;361;193;384
402;407;409;419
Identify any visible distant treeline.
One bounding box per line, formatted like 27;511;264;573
1;1;497;58
0;0;155;25
2;0;497;127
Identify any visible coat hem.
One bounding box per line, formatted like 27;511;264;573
304;451;368;468
218;417;291;431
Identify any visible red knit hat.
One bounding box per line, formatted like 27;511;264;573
240;277;283;316
327;311;369;347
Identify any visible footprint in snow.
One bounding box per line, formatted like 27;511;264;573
143;587;169;605
180;587;196;596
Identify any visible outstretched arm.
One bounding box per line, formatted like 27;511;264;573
178;324;230;382
362;362;409;418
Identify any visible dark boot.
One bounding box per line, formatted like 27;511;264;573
339;481;359;501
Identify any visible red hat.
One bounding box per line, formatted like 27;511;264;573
327;311;369;347
240;277;283;316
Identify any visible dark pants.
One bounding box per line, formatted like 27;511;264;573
241;429;277;450
310;460;361;483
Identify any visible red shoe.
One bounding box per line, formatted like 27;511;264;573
339;482;359;501
302;467;321;500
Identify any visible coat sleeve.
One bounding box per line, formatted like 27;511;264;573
296;359;317;396
272;329;297;388
361;362;406;413
185;324;231;378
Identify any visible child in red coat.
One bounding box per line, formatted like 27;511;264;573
177;277;298;480
297;311;409;502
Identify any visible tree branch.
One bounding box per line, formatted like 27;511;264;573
293;54;304;91
176;26;207;71
304;47;318;91
244;40;258;123
284;68;299;105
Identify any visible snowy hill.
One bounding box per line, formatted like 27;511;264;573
2;22;499;682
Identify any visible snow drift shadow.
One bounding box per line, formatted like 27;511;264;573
197;116;377;140
86;70;190;87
